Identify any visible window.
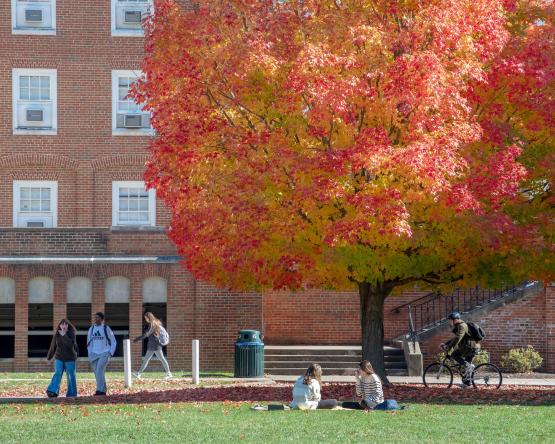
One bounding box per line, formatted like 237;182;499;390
28;277;54;358
0;278;15;359
13;181;58;228
112;181;156;226
112;70;152;135
12;69;57;135
67;277;92;357
12;0;56;35
105;277;130;358
111;0;153;37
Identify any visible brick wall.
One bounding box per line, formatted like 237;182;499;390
262;289;426;345
420;287;552;371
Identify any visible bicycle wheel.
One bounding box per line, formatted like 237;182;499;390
472;363;503;389
423;362;453;388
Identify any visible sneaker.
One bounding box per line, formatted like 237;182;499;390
133;372;142;379
46;391;58;398
164;373;173;380
94;391;106;396
464;363;475;376
458;383;471;389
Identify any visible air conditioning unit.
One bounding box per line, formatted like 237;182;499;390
124;114;143;128
25;9;43;23
26;221;45;228
26;109;44;122
124;10;142;24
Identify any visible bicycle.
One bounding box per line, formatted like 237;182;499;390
423;355;503;389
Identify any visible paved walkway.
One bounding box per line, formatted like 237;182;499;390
269;374;555;386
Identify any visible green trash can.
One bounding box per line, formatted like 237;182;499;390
234;330;264;378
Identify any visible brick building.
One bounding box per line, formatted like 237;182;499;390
0;1;552;375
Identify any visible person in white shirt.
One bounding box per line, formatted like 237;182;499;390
290;364;338;410
342;360;385;410
87;312;117;396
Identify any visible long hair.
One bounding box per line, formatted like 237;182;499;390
303;363;322;386
56;319;76;334
359;360;375;375
144;312;162;336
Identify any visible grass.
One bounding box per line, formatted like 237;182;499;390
0;402;553;443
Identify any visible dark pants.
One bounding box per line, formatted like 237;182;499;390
452;349;476;384
341;400;373;410
317;399;338;409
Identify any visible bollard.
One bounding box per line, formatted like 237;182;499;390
123;338;132;388
192;339;200;385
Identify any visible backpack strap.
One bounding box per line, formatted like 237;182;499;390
104;324;112;348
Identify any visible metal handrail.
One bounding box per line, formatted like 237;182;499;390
400;282;533;339
390;291;439;313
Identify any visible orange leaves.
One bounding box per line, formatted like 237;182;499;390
134;0;554;291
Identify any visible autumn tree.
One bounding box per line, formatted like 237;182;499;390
134;0;554;380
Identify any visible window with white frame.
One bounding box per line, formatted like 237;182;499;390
112;181;156;226
12;69;57;135
111;0;153;36
12;0;56;35
112;70;152;135
13;181;58;228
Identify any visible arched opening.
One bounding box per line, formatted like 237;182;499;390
0;278;15;359
104;276;130;357
67;277;92;357
141;277;168;355
28;277;54;358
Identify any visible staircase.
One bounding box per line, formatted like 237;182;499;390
265;345;407;376
392;281;542;342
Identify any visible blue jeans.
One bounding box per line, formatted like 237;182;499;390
47;360;77;397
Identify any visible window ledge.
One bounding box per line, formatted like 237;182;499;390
12;28;56;36
13;128;57;136
112;128;153;137
111;29;145;38
0;358;14;362
111;226;163;232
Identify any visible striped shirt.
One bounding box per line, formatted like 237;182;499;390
356;373;384;407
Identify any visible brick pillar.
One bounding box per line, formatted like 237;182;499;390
546;284;555;372
14;272;28;371
129;273;144;369
53;272;66;324
76;163;94;226
91;272;104;318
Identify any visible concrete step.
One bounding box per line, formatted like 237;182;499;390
265;354;406;363
266;367;408;376
265;360;407;369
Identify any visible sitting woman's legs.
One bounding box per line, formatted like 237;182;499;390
317;399;338;409
341;401;365;410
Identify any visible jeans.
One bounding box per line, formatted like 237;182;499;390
47;360;77;397
341;400;377;410
89;352;111;393
317;399;338;409
137;349;171;375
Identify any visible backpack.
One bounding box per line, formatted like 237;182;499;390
466;322;485;342
158;326;170;346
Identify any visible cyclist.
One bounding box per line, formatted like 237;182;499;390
440;311;480;387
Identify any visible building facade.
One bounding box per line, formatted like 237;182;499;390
0;1;553;374
0;0;261;372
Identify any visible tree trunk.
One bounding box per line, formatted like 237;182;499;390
359;282;392;384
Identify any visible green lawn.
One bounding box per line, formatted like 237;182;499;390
0;403;553;444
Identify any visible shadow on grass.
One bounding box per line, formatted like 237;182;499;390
1;384;553;406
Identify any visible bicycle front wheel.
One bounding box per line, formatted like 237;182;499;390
423;362;453;388
472;363;503;389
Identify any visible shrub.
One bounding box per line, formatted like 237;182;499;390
437;349;489;365
500;346;543;373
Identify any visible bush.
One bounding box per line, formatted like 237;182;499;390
437;349;490;365
500;346;543;373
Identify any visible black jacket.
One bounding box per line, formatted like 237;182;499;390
47;330;79;362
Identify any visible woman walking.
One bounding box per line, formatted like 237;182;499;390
46;319;79;398
133;312;172;379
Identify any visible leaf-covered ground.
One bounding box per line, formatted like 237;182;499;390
1;379;553;406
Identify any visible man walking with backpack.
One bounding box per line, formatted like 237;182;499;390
87;312;117;396
441;311;484;388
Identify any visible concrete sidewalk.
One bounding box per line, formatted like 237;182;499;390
269;374;555;386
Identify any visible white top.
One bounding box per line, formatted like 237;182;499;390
290;376;321;410
87;323;117;356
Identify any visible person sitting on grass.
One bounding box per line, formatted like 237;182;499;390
290;363;338;410
342;360;384;410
